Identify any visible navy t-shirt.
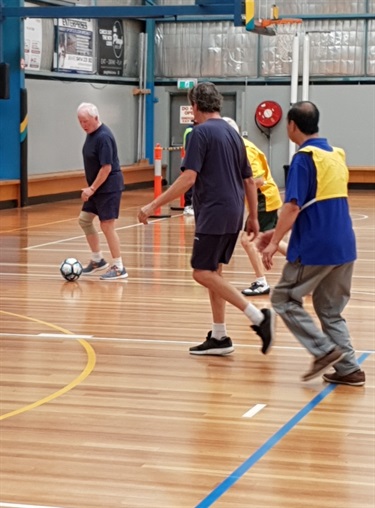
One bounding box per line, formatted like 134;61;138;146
181;118;251;235
82;124;124;194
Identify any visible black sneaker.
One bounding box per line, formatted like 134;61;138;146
189;331;234;356
242;281;271;296
82;258;109;275
251;308;275;354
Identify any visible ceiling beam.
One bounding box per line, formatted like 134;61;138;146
0;3;242;24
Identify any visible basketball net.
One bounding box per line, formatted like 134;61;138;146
254;1;303;52
271;21;303;63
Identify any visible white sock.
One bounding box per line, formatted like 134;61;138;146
256;276;268;286
92;252;103;262
244;303;264;326
212;323;227;340
112;257;123;270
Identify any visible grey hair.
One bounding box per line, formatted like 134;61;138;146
77;102;99;119
188;82;223;113
222;117;240;134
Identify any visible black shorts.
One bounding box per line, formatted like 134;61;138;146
191;232;240;271
258;209;278;232
82;191;122;221
244;209;278;233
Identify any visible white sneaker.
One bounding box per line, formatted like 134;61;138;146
242;281;270;296
183;205;194;216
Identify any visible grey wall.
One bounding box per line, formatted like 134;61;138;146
26;78;375;187
244;84;375;186
155;83;375;188
308;85;375;167
26;79;138;174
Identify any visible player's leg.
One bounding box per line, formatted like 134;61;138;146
241;210;278;295
189;233;274;355
240;232;270;295
271;262;345;381
100;219;121;258
313;262;364;385
183;186;194;215
97;191;128;280
78;208;109;274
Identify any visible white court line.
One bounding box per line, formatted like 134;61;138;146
0;503;67;508
24;215;178;250
242;404;267;418
351;213;368;221
38;333;93;339
1;332;374;354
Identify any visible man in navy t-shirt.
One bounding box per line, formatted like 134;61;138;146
77;102;128;280
138;82;275;356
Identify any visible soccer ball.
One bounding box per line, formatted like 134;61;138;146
60;258;83;282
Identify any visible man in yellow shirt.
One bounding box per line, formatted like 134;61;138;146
182;123;195;215
223;117;287;295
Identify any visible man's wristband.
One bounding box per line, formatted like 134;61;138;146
90;186;96;192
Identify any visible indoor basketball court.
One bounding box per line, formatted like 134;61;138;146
0;0;374;507
0;187;374;508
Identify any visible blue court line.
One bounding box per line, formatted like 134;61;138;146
195;352;371;508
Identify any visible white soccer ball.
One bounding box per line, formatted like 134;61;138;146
60;257;83;282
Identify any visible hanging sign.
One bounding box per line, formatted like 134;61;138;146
98;19;124;76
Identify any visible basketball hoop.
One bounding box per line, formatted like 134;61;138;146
250;0;303;37
252;18;302;37
260;18;303;28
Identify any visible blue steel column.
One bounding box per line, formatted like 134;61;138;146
145;19;155;164
0;0;24;182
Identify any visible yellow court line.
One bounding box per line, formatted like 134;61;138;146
0;310;96;421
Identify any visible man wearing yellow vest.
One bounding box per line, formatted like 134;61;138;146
182;123;195;215
223;117;287;295
258;101;365;385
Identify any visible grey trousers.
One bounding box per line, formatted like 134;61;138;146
271;260;360;376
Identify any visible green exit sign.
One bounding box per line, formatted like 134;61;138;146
177;79;197;90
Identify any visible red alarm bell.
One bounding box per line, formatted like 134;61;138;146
255;101;283;129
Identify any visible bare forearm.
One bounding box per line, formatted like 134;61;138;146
244;177;258;219
90;165;111;191
82;165;112;201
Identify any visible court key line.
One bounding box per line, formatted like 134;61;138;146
1;332;374;355
0;503;66;508
195;351;371;508
0;311;96;421
24;215;178;251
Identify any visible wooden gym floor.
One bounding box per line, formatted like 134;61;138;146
0;188;374;508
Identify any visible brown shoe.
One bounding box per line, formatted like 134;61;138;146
323;369;365;386
302;348;346;382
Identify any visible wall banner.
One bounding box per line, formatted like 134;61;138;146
98;19;124;76
53;18;94;74
25;18;42;71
